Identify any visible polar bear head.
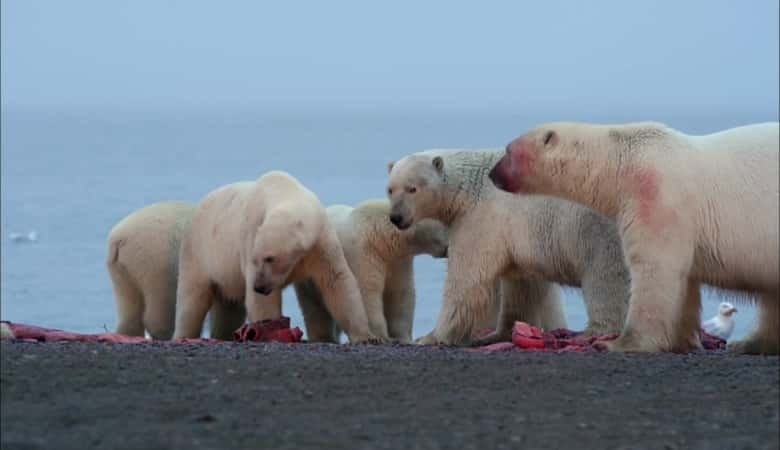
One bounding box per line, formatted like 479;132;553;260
249;210;309;295
489;123;571;196
386;154;447;230
490;122;669;197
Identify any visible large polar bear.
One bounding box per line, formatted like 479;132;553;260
106;202;247;340
173;171;376;343
490;121;779;354
294;199;449;343
387;150;630;346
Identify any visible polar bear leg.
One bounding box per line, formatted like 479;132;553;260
355;266;391;341
604;242;694;352
729;292;779;355
309;241;374;343
383;269;415;344
173;267;214;339
537;283;567;331
294;280;339;343
141;277;177;340
209;301;247;340
472;278;565;346
419;255;497;346
682;281;703;350
109;265;145;337
580;273;629;336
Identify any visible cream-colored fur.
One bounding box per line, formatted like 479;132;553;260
107;202;198;339
295;199;448;343
492;121;779;354
107;202;247;340
1;322;14;340
388;150;630;346
172;171;375;343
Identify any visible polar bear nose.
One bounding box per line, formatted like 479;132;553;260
254;284;272;295
389;214;403;226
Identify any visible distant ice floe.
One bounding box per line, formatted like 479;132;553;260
8;230;38;243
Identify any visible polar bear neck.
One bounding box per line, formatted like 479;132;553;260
433;149;503;223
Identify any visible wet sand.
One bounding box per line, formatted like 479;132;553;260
1;342;778;450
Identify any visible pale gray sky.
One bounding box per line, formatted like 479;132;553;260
2;0;778;114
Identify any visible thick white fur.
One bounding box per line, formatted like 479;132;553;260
107;202;199;339
294;199;449;343
172;171;375;343
1;322;14;340
496;122;779;353
388;150;630;346
107;202;247;340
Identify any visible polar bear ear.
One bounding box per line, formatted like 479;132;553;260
543;130;558;147
432;156;444;173
387;161;395;173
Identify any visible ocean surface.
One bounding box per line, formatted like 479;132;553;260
1;107;771;340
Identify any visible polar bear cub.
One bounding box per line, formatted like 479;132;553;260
172;171;376;343
295;199;448;343
106;202;247;340
387;149;630;346
491;121;779;353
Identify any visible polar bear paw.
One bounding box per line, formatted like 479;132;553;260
593;334;662;353
414;332;443;346
470;329;511;347
349;332;390;345
728;337;780;355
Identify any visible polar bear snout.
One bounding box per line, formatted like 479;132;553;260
253;283;272;296
489;151;516;193
389;213;412;230
490;140;534;194
253;274;273;295
389;213;404;227
253;284;272;295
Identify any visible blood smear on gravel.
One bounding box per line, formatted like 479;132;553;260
469;321;727;353
1;318;302;344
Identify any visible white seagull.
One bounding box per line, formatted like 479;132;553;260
702;302;738;340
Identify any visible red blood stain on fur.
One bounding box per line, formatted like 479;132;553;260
629;167;678;231
633;168;659;224
509;137;536;180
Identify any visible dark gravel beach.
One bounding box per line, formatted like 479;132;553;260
1;342;778;450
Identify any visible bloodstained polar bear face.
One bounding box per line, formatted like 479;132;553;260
489;126;561;195
250;218;306;295
386;155;445;230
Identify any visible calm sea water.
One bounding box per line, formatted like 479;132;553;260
1;107;769;340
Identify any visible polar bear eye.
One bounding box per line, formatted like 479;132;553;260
407;187;417;194
543;130;557;146
387;188;393;196
264;256;275;264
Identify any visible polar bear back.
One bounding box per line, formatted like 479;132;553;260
187;171;325;300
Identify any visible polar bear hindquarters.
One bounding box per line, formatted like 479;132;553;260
107;202;196;340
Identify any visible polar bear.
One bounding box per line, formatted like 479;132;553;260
294;199;449;343
107;202;247;340
387;150;630;346
172;171;376;343
490;121;779;354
